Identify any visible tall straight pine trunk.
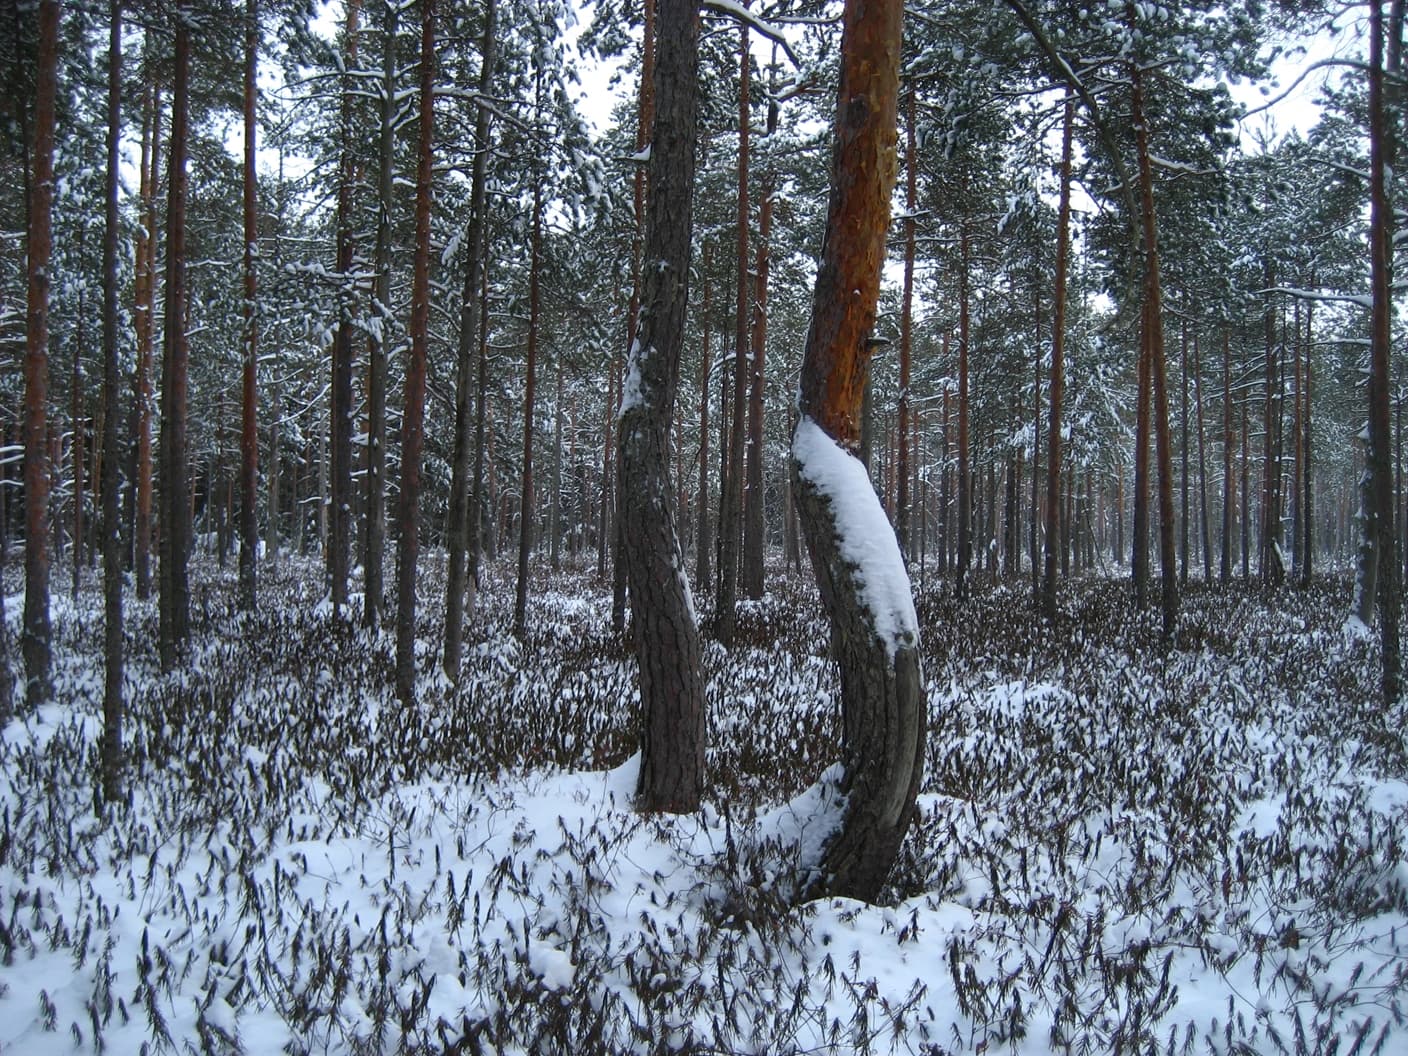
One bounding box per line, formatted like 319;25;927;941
896;89;916;562
239;0;259;612
22;0;60;706
394;0;436;704
158;0;192;671
329;0;361;618
101;0;126;801
444;0;496;671
620;0;706;812
1363;0;1401;703
742;59;775;600
363;0;398;629
716;17;749;641
1042;98;1073;619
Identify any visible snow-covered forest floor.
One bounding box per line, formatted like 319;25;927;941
1;552;1405;1055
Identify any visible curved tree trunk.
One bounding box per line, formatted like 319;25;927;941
791;0;923;903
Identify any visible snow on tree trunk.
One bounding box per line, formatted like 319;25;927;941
329;0;361;620
620;0;706;814
790;0;923;903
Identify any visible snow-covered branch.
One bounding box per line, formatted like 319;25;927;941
701;0;800;67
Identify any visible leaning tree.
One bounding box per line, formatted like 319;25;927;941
790;0;925;902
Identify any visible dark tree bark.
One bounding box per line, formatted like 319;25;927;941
72;287;85;601
364;0;398;630
791;0;923;903
896;88;916;562
742;57;776;600
1221;329;1232;583
612;0;656;636
939;380;949;574
1291;302;1304;581
1179;321;1189;586
329;0;361;619
696;240;713;591
514;68;545;641
133;79;160;599
1193;333;1212;581
1030;288;1042;589
22;0;60;707
1042;98;1073;620
394;0;436;705
620;0;706;813
1126;7;1178;642
1261;262;1283;586
239;0;258;612
1364;0;1401;703
468;269;491;606
955;223;972;599
1132;303;1151;606
100;0;125;802
716;17;749;641
551;365;563;567
444;0;496;672
1301;300;1313;586
1241;404;1250;580
158;0;192;671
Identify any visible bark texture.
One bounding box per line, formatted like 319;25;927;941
101;0;125;802
329;0;361;618
791;0;923;903
1366;0;1401;703
444;0;496;673
1042;98;1073;620
239;0;258;612
716;18;750;641
22;0;60;707
620;0;706;813
158;0;192;671
394;0;436;705
896;89;915;561
364;0;397;629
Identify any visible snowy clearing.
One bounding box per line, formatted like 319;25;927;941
1;555;1404;1055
